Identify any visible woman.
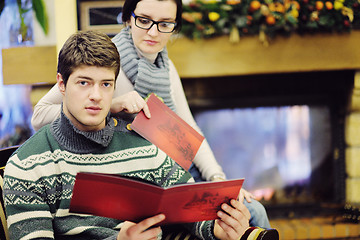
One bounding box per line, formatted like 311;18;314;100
31;0;270;229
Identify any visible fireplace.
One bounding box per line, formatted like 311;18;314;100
182;70;354;219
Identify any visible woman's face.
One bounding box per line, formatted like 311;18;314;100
129;0;177;54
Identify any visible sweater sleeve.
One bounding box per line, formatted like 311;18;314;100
3;155;55;239
31;83;62;131
183;220;219;240
168;60;226;181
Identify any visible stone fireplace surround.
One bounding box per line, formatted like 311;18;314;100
181;70;354;219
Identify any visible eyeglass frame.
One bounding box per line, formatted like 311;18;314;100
131;12;177;33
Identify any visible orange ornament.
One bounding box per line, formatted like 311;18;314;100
266;15;276;25
250;0;261;12
291;1;300;10
315;1;324;10
325;1;333;9
227;0;241;5
268;3;276;11
275;2;285;13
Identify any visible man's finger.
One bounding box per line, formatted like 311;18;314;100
231;199;251;221
138;214;165;231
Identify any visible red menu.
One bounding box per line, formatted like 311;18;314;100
69;172;244;224
130;93;204;170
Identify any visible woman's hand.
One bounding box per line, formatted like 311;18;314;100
238;188;255;203
211;177;254;204
117;214;165;240
214;199;251;240
111;91;151;118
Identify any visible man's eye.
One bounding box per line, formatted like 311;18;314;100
103;82;111;87
80;81;87;86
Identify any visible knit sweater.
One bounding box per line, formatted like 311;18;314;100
31;28;226;182
3;113;216;240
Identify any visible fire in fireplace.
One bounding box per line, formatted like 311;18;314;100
183;70;354;219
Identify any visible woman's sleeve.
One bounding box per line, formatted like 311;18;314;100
31;83;62;131
169;60;226;181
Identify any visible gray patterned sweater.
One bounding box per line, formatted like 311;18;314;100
3;113;216;240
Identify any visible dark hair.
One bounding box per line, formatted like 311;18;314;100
57;30;120;85
122;0;182;32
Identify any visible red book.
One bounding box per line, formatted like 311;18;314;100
131;93;204;170
70;172;244;224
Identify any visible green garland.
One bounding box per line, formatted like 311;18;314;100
181;0;360;44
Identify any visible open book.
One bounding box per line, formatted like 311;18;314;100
131;93;204;170
70;172;244;224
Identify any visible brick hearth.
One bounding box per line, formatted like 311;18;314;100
270;216;360;240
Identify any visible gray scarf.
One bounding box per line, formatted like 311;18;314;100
112;27;176;111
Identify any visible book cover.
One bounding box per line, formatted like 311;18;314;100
69;172;244;224
130;93;204;170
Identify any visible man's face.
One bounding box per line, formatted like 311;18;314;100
58;65;115;132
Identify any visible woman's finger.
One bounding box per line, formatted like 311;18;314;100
142;103;151;118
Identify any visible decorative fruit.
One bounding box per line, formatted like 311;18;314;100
275;2;285;13
344;19;350;27
290;8;299;18
226;0;241;5
266;15;276;25
291;1;301;10
315;1;324;10
249;0;261;12
334;0;343;10
325;1;333;9
247;15;253;24
208;12;220;21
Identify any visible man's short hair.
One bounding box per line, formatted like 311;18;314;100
57;30;120;85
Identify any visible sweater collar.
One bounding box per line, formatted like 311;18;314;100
50;111;115;154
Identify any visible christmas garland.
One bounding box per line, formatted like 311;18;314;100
181;0;360;45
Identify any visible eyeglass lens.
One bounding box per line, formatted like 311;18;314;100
135;16;176;33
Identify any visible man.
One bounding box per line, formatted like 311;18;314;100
3;30;251;240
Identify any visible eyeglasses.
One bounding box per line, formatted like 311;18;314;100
131;12;176;33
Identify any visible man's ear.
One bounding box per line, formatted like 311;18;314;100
57;73;66;96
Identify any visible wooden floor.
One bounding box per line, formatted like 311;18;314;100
270;217;360;240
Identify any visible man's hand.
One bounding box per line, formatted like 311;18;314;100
214;199;251;240
111;91;151;118
117;214;165;240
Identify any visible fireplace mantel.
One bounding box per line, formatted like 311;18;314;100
167;31;360;78
2;31;360;85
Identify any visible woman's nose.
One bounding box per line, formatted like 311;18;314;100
147;23;160;36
